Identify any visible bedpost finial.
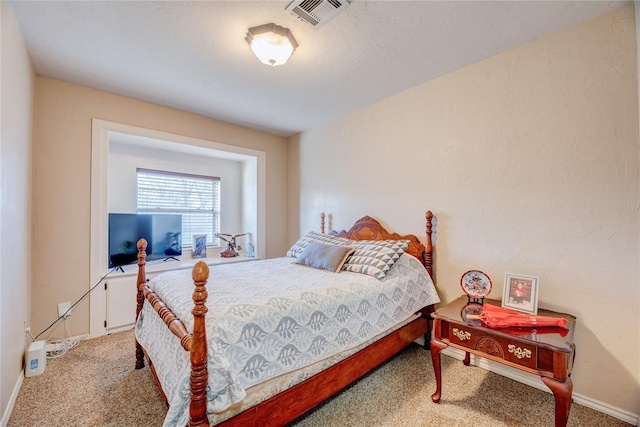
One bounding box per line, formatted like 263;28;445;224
426;211;433;220
137;238;148;265
192;261;210;283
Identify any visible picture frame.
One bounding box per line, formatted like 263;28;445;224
502;273;539;314
192;234;207;259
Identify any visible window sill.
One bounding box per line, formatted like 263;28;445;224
110;255;260;277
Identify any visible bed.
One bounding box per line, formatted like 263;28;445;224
134;211;439;426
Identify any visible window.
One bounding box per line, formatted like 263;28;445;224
136;168;220;247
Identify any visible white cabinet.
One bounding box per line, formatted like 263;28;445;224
105;273;155;330
105;275;136;330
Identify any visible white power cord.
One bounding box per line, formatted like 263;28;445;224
46;317;80;360
26;327;35;343
30;268;118;359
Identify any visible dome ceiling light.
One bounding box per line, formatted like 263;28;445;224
245;23;298;66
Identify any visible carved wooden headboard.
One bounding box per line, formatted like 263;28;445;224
321;212;434;278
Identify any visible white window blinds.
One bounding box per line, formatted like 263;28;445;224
136;168;220;247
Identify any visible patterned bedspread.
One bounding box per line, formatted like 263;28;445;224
135;253;439;426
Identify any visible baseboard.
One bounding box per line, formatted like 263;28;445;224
1;371;24;427
442;347;639;426
104;324;136;336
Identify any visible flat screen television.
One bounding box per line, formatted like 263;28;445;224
108;213;182;268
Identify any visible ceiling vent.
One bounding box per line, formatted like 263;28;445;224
285;0;350;29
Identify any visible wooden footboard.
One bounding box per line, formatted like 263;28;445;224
134;211;436;426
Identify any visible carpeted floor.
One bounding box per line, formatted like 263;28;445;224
8;329;631;427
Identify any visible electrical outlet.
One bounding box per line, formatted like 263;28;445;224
58;302;72;318
24;320;32;340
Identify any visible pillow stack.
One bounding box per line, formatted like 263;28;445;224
288;231;408;279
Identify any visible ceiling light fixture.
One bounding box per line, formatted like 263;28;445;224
245;23;298;66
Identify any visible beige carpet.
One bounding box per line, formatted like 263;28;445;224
9;329;630;427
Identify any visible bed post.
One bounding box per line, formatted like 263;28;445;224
320;212;325;234
135;238;148;370
423;211;435;350
189;261;210;427
424;211;434;279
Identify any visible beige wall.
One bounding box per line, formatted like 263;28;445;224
291;5;639;418
0;1;34;420
32;77;288;338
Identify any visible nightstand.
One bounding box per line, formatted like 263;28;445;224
430;296;576;427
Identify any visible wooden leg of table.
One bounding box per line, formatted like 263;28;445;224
541;376;573;427
430;339;448;403
463;351;471;366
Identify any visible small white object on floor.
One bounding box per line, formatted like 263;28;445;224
25;340;46;377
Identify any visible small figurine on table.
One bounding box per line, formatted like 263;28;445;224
216;232;249;258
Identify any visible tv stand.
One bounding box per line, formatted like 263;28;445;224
162;256;179;262
115;265;125;273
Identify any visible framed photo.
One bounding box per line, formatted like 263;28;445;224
192;234;207;259
502;273;539;314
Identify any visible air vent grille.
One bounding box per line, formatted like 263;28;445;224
285;0;349;29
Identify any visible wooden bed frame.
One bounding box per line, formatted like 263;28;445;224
135;211;436;426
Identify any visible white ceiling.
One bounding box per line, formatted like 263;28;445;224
11;0;629;137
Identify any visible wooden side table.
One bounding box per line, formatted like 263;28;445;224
430;297;576;427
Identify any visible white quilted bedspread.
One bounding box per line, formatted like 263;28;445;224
135;254;439;426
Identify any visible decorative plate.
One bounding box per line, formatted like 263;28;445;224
460;270;492;298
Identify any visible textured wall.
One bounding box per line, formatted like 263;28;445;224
292;5;639;417
0;1;34;420
32;78;289;338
